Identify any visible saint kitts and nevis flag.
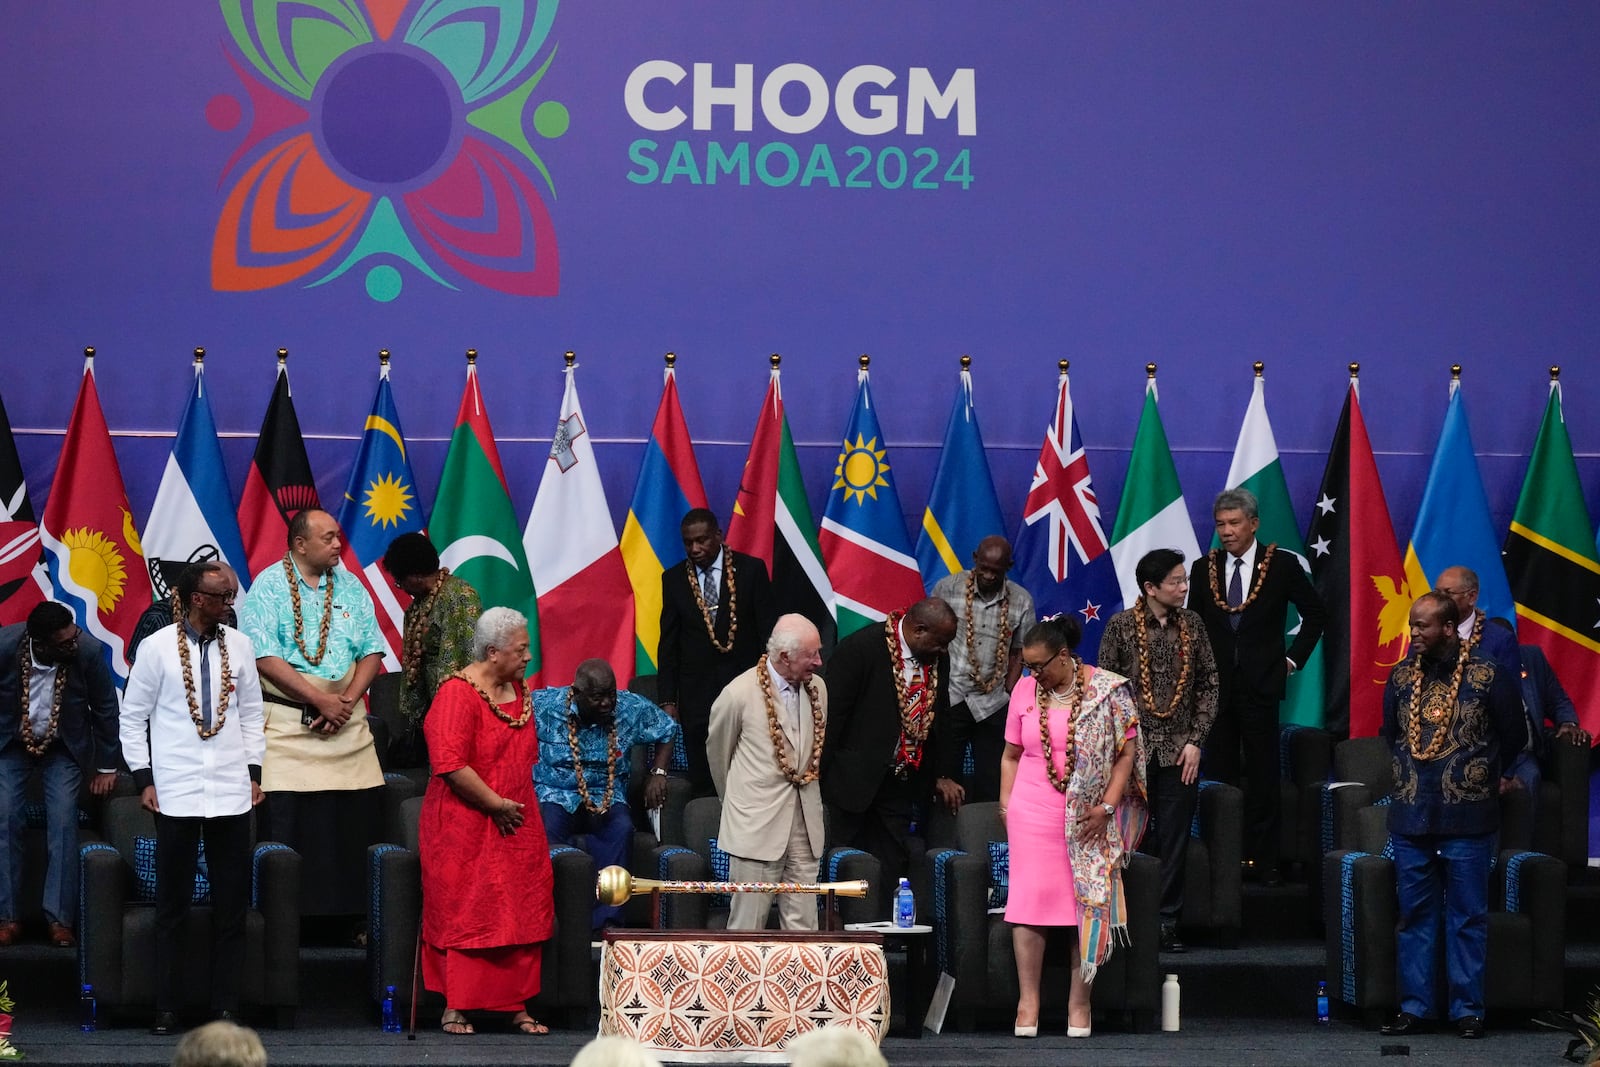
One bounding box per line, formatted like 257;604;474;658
728;360;836;652
237;356;320;582
818;361;926;638
1305;373;1409;738
1013;364;1122;663
915;359;1005;589
0;389;50;626
621;358;709;676
430;355;540;677
40;353;151;683
335;356;424;671
1108;370;1201;609
524;358;635;687
1503;374;1600;737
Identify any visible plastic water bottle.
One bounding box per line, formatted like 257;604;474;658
1315;979;1330;1026
894;878;915;928
1161;973;1180;1032
381;985;401;1033
79;983;96;1032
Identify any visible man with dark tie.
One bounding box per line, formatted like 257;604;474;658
1189;488;1326;885
658;509;775;796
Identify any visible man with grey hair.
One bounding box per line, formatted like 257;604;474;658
708;615;827;930
1188;487;1325;885
785;1026;887;1067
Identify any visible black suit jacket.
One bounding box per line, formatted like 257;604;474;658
0;622;121;774
819;621;952;813
1188;544;1327;704
657;549;774;720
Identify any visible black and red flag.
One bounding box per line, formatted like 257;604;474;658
0;390;49;625
237;352;320;581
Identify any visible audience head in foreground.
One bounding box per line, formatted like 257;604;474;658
569;1034;664;1067
170;1020;267;1067
785;1026;887;1067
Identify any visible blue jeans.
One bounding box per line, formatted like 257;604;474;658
0;743;82;925
1392;831;1493;1022
540;801;634;928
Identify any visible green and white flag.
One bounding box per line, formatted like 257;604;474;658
1222;371;1325;728
1109;375;1201;606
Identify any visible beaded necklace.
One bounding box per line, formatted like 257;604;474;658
402;569;448;689
686;547;737;654
962;570;1012;694
1206;544;1277;615
283;555;334;666
755;654;825;785
883;613;939;745
565;690;620;814
1133;597;1193;721
1037;658;1085;795
177;621;232;740
1405;613;1478;762
453;671;533;729
17;639;66;757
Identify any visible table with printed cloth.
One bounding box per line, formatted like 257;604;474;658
599;929;889;1062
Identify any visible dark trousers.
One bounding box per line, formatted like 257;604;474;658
1141;759;1198;922
827;774;915;921
1203;692;1280;868
1393;831;1492;1021
155;811;252;1013
678;709;716;798
946;703;1006;803
540;800;634;927
258;787;382;915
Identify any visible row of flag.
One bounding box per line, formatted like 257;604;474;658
5;354;1598;749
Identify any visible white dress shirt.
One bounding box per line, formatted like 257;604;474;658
120;623;266;819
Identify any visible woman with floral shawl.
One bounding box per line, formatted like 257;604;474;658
998;615;1148;1039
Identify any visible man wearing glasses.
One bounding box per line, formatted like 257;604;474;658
0;601;121;947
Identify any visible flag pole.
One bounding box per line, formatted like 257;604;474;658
1254;361;1263;378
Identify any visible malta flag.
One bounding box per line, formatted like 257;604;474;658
143;353;249;601
1503;373;1600;737
915;358;1005;589
336;356;424;671
0;389;50;625
1305;372;1409;738
621;357;708;676
728;360;837;652
237;356;319;581
524;358;635;687
818;360;925;638
1108;370;1201;608
39;352;151;682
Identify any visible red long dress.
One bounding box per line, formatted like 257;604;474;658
419;677;554;1011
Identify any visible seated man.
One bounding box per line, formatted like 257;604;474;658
1502;640;1586;836
534;659;678;930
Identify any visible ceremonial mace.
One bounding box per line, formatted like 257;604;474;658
595;865;869;929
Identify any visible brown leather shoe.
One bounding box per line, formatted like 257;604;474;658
47;921;75;948
0;921;19;947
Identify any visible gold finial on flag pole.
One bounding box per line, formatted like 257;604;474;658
276;348;288;369
1146;363;1157;378
379;349;390;368
664;352;676;368
466;349;477;366
1253;361;1264;377
564;350;576;368
858;354;871;371
194;348;205;367
1348;362;1360;380
960;354;971;370
1451;364;1462;381
770;353;782;369
1058;360;1070;375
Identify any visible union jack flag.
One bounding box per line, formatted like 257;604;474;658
1012;366;1123;662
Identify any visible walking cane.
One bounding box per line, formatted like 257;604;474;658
408;919;421;1039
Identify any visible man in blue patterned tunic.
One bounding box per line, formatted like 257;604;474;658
534;658;678;929
1378;591;1525;1041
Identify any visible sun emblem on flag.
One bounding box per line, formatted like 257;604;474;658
62;528;128;611
833;435;891;504
361;473;415;529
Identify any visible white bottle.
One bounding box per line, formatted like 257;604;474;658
1161;973;1180;1032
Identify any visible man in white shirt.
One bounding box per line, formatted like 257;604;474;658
122;563;265;1036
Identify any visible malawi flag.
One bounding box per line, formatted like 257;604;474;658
1108;371;1200;608
0;389;50;625
728;361;837;653
1503;375;1600;737
237;356;320;582
1305;375;1409;738
818;361;925;637
915;359;1004;589
39;353;151;682
621;358;709;676
523;358;635;687
431;355;540;677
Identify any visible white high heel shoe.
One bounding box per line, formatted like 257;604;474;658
1067;1024;1092;1038
1013;1024;1038;1038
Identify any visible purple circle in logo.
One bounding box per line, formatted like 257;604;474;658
318;49;457;187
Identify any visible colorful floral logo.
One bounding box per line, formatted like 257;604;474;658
209;0;567;302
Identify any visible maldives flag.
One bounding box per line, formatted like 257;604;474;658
523;358;635;687
1305;374;1410;738
0;389;50;625
237;356;319;581
39;352;152;682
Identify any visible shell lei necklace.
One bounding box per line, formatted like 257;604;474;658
17;639;66;757
1207;544;1277;614
755;654;825;786
283;555;334;666
962;570;1011;694
884;613;938;744
1406;613;1478;762
177;623;233;740
401;569;448;689
1038;658;1085;795
1134;597;1193;720
687;547;737;654
565;690;620;814
454;671;533;728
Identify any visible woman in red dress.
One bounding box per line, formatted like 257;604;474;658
420;607;554;1035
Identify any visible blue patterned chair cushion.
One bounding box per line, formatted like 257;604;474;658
132;836;211;904
987;841;1009;909
706;836;732;908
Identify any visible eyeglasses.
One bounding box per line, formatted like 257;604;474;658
49;627;82;651
195;588;237;604
1021;649;1062;674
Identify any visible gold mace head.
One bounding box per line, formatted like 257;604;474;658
596;865;633;906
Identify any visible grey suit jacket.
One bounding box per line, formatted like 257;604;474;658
707;665;828;862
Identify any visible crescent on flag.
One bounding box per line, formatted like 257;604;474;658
439;534;521;574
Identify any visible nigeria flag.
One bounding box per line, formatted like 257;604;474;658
1109;375;1201;606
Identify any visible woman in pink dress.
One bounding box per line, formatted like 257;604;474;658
998;615;1147;1039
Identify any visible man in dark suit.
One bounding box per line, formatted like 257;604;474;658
822;598;964;913
0;602;120;946
1189;488;1326;885
658;509;775;796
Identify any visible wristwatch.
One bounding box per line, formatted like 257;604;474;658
1100;802;1116;817
649;768;668;777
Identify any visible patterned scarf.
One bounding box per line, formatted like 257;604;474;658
1060;667;1148;983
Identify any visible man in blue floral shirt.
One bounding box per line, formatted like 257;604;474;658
534;658;678;928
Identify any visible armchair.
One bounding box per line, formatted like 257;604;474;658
1178;780;1243;946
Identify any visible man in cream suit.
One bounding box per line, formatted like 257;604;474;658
708;614;827;931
